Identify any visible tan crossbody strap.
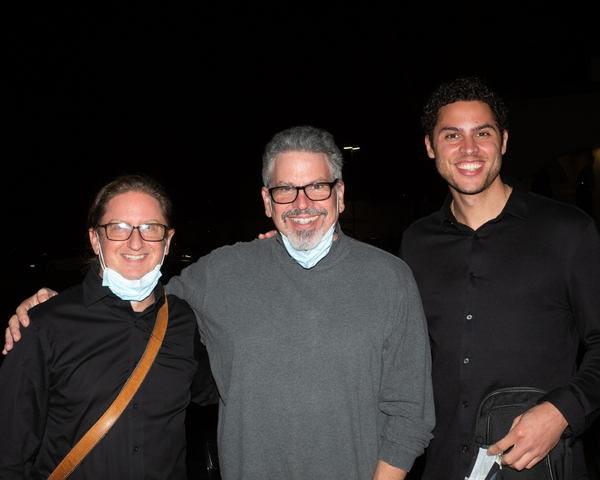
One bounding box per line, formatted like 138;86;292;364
48;295;169;480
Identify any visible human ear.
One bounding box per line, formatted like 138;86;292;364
337;181;345;213
261;187;273;218
425;136;435;159
165;228;175;255
501;130;508;155
89;228;100;255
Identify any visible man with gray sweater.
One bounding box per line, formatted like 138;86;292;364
6;126;435;480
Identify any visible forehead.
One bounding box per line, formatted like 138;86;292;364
102;191;165;223
435;100;497;131
271;151;332;185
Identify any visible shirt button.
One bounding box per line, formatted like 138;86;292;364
133;404;138;409
462;446;469;453
463;358;470;364
469;272;475;278
134;446;139;452
466;315;473;320
463;401;469;408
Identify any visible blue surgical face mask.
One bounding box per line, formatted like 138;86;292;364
97;239;165;302
281;222;336;269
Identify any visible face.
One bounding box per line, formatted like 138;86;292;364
261;151;345;250
89;191;175;280
425;100;508;196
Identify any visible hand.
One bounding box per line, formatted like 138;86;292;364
257;230;277;240
487;402;568;470
371;460;407;480
3;288;57;355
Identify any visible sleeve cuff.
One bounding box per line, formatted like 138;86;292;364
539;387;585;437
378;438;419;473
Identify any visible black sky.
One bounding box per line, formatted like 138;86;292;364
4;2;599;254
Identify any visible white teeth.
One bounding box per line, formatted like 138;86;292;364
123;254;145;260
291;216;318;224
457;163;483;171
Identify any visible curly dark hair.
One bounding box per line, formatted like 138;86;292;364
421;77;508;141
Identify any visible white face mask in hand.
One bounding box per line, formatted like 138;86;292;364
465;447;502;480
98;242;165;301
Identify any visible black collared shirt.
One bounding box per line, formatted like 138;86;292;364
401;178;600;480
0;262;215;479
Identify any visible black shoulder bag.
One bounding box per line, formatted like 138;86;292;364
469;387;572;480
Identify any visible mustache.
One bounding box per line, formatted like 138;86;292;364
458;153;485;160
281;206;328;221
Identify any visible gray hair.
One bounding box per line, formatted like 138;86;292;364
262;125;344;187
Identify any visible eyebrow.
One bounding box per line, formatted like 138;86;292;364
274;178;330;187
438;123;497;134
104;219;164;224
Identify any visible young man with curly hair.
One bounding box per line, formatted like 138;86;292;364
401;77;600;480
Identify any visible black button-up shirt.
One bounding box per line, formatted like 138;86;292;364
401;178;600;480
0;263;216;479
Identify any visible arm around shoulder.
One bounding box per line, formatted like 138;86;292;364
3;288;57;355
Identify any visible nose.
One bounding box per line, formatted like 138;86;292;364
459;135;479;155
293;188;312;210
127;228;144;250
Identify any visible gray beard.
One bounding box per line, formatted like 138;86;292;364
284;223;325;251
281;206;328;251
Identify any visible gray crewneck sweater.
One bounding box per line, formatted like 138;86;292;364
166;229;434;480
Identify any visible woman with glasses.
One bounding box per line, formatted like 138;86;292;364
0;174;216;479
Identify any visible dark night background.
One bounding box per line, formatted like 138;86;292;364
4;3;599;252
2;2;600;476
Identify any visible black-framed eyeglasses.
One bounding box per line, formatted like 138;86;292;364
268;179;339;204
97;223;169;242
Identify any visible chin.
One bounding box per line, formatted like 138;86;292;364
286;229;322;251
455;181;494;196
122;269;150;280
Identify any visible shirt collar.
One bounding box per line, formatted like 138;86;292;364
83;261;164;312
440;176;530;230
500;177;530;221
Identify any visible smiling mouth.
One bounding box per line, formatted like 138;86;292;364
290;215;319;224
457;163;483;172
123;254;146;260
